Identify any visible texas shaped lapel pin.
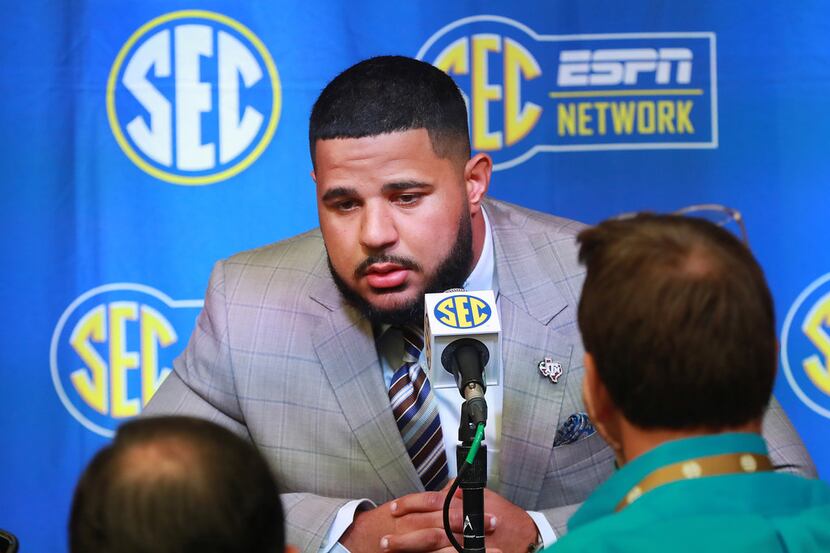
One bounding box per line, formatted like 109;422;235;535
538;357;563;383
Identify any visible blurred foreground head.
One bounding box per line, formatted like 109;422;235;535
70;416;288;553
576;214;776;436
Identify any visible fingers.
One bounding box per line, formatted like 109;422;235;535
391;487;488;518
446;511;498;535
422;541;502;553
380;527;502;553
393;511;444;534
391;510;495;534
391;491;451;516
380;527;453;552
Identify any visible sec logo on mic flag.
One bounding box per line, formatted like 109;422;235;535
434;294;492;329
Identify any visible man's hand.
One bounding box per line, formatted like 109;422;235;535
470;488;538;553
341;483;533;553
340;485;498;552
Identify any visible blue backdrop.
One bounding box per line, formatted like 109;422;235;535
2;2;830;551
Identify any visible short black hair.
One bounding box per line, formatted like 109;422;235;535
309;55;471;166
576;215;776;430
69;416;284;553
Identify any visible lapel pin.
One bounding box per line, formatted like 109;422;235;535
538;357;563;383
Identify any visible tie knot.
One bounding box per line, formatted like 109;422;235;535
398;325;424;360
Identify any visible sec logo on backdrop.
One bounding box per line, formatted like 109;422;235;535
417;15;717;170
781;272;830;419
51;283;202;437
107;10;280;185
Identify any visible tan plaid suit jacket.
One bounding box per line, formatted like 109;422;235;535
144;199;814;552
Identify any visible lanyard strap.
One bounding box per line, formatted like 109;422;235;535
616;451;773;512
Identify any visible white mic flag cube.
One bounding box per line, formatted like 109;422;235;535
424;290;501;390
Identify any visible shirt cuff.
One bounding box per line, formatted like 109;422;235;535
526;510;557;549
319;499;376;553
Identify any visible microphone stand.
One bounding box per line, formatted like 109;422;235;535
442;338;490;553
457;392;487;553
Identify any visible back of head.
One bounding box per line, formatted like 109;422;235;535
70;416;283;553
309;55;471;165
576;214;776;431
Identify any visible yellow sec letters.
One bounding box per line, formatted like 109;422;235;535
68;301;175;418
436;298;458;328
470;297;490;326
109;301;141;418
69;305;109;415
802;297;830;396
432;29;543;154
420;17;716;168
435;294;492;329
781;275;830;420
54;284;202;437
140;304;177;406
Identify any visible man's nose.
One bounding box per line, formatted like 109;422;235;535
359;203;398;251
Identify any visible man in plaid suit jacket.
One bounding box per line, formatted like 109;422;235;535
144;56;814;553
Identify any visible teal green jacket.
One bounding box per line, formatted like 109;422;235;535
548;433;830;552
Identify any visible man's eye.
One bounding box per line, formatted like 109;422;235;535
395;194;420;205
335;200;358;211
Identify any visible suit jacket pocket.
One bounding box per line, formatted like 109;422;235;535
536;431;615;508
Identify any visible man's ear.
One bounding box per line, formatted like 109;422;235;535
463;153;492;215
310;170;317;184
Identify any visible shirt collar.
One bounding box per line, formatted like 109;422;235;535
464;205;496;293
568;432;769;530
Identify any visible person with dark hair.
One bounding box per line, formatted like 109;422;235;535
548;215;830;552
145;55;813;553
69;416;296;553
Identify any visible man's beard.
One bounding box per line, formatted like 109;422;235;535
328;213;474;326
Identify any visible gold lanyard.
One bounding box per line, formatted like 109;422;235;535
616;452;773;512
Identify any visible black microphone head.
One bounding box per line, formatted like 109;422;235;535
441;338;489;394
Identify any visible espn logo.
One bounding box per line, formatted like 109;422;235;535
557;48;693;87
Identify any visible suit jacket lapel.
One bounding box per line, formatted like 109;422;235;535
310;274;423;499
488;200;579;509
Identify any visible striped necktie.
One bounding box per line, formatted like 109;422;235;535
387;326;449;491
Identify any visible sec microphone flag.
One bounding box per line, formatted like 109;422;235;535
424;290;502;391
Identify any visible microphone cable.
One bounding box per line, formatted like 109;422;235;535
443;423;486;553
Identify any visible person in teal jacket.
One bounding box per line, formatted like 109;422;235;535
548;212;830;552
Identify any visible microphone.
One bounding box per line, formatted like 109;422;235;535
427;290;499;553
424;289;501;426
441;337;489;425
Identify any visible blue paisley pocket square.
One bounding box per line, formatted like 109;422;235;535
553;412;595;446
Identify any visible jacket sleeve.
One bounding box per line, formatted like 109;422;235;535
143;260;353;552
